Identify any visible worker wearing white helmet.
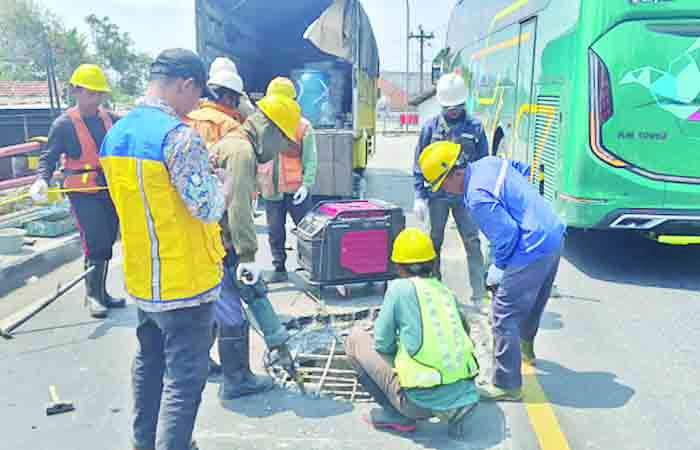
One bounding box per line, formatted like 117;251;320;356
412;72;489;308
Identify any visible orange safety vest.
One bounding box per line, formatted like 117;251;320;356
278;118;309;194
186;101;244;147
63;107;113;192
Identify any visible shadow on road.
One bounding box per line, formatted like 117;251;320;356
563;228;700;291
221;389;354;419
529;359;635;409
539;311;564;331
400;402;508;450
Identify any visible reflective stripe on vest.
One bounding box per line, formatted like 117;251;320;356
63;107;112;192
394;278;479;389
100;106;225;303
277;119;309;194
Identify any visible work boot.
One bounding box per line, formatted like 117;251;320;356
362;407;417;433
264;268;288;284
218;323;274;400
102;260;126;308
520;339;536;366
477;383;523;402
84;261;108;319
435;402;477;440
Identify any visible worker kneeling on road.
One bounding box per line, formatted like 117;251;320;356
258;77;318;284
31;64;124;319
345;228;480;438
413;73;488;306
207;86;302;401
419;142;565;402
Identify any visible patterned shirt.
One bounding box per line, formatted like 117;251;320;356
131;97;224;312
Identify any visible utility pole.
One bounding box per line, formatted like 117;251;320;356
409;25;435;94
405;0;410;109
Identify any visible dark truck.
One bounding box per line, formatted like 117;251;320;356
195;0;380;198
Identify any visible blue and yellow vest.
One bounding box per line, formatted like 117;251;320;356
100;106;224;303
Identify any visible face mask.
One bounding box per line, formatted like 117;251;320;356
443;106;466;122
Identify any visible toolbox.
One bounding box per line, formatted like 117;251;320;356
294;199;405;285
24;209;76;237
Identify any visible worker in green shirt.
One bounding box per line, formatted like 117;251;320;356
345;228;480;439
257;77;318;283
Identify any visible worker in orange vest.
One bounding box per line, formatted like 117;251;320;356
31;64;125;319
187;57;251;142
258;77;318;283
187;56;250;380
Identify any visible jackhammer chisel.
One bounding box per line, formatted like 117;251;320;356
237;273;306;394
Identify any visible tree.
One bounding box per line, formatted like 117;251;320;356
0;0;89;82
85;14;151;97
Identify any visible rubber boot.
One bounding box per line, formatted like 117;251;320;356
102;260;126;308
84;261;108;319
218;322;274;400
356;370;417;432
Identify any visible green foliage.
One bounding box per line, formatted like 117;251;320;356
0;0;151;102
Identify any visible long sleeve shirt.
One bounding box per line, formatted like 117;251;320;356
374;278;479;411
128;97;226;312
210;129;259;263
464;156;565;270
262;122;319;201
413;114;488;201
38;110;120;184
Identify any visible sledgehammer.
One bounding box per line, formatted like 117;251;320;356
46;385;75;416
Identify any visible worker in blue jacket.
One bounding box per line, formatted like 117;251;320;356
413;73;488;306
419;141;565;401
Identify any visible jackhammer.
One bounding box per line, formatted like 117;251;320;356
237;274;306;394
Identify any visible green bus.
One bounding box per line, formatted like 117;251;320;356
439;0;700;243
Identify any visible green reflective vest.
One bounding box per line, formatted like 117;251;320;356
394;278;479;389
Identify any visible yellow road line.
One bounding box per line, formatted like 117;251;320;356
522;363;572;450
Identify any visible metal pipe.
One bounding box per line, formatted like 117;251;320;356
0;175;37;191
0;142;41;159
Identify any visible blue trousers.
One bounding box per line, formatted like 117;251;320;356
216;250;245;327
492;249;561;389
428;195;486;301
132;302;215;450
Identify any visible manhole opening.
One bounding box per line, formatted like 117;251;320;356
265;308;381;403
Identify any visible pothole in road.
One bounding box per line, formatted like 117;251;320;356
265;308;379;403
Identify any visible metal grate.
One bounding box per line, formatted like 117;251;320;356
531;95;561;201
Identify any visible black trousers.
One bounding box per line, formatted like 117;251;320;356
68;191;119;261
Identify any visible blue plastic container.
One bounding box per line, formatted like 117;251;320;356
292;70;332;127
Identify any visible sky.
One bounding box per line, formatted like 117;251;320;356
37;0;458;73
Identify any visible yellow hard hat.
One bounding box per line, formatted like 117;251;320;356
69;64;111;93
267;77;297;99
418;141;461;192
392;228;437;264
257;94;302;142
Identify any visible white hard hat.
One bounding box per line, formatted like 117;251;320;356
436;73;468;107
208;57;245;95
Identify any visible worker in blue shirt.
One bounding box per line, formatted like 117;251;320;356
419;142;565;401
345;228;480;439
413;73;488;307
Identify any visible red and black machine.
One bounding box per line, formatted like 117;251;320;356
294;200;405;292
